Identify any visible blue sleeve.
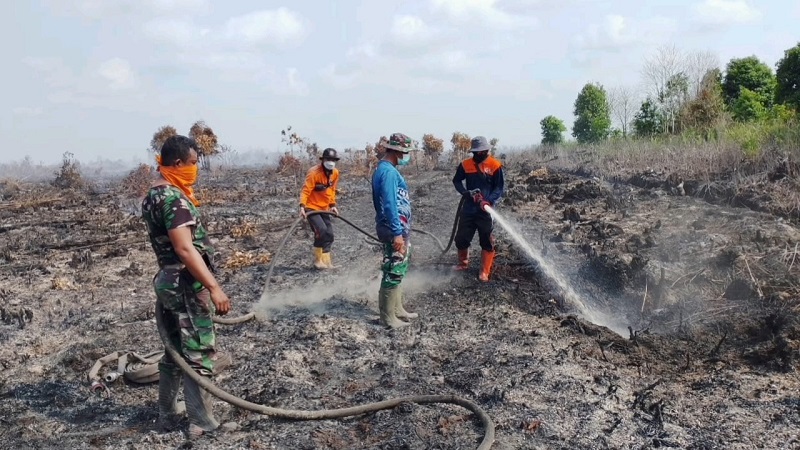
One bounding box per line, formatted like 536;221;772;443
381;170;403;236
452;164;467;195
487;167;504;204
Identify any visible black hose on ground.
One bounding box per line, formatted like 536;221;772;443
156;302;494;447
160;208;495;448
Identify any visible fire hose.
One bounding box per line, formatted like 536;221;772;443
155;204;495;448
213;200;465;326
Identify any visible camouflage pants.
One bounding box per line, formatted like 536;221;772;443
153;268;219;376
380;239;411;289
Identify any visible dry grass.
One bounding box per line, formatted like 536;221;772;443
52;152;84;190
278;153;303;173
230;221;257;239
222;250;271;269
195;187;223;206
50;276;74;290
0;179;21;200
120;164;153;199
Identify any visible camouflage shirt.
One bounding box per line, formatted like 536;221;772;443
141;185;215;269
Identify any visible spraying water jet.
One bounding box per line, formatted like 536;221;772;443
484;205;629;336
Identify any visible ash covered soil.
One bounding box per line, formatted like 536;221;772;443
2;162;800;449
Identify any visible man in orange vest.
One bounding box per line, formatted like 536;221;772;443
452;136;505;282
299;148;340;269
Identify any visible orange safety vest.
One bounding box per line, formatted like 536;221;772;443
299;165;339;211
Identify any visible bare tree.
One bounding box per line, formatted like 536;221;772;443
641;44;685;102
608;86;638;137
685;50;720;97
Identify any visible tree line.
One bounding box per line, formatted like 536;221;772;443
539;42;800;146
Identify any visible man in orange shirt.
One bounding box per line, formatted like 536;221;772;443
452;136;504;282
299;148;340;269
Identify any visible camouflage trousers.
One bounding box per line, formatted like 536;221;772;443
153;268;219;376
380;239;411;289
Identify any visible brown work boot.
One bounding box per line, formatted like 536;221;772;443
379;287;409;329
478;250;495;282
454;249;469;271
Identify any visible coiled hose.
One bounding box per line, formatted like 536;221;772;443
157;201;495;448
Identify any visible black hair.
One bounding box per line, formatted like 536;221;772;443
160;135;198;166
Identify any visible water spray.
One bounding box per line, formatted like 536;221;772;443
483;205;629;336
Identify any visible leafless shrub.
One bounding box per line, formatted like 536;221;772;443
446;132;473;165
150;125;177;153
52;152;84;189
120;163;153;198
189;121;219;170
338;148;371;179
278;152;303;176
0;179;21;200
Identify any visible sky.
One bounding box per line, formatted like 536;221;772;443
1;0;798;165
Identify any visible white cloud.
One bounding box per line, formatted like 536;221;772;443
432;50;470;72
24;56;150;110
346;43;379;61
224;8;306;46
142;18;209;47
281;68;310;97
390;15;435;47
12;107;44;117
97;58;136;90
48;0;210;20
691;0;761;27
431;0;537;28
573;14;676;51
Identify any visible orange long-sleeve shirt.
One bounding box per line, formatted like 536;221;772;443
299;164;339;211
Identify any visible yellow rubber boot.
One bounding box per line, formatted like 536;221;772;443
322;252;336;269
313;247;327;270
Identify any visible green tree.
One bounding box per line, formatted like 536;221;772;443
722;56;777;107
775;42;800;111
572;83;611;144
732;87;768;122
661;72;690;133
633;97;663;137
681;68;725;132
540;115;566;145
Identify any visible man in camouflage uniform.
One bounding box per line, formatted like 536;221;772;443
141;135;235;437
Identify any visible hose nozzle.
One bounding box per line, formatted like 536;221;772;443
104;372;121;383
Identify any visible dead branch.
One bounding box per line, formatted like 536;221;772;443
743;256;764;299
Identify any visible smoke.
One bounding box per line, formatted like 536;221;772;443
253;261;456;320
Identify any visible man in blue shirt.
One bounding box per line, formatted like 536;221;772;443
372;133;418;328
452;136;505;282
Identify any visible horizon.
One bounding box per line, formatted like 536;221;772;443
2;0;797;165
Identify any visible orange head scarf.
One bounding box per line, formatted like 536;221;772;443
156;155;200;206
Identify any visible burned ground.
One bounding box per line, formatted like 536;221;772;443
1;162;800;449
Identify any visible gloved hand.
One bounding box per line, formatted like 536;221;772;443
299;206;306;218
479;200;491;212
330;206;339;216
472;191;484;205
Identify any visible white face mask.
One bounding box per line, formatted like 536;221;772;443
323;161;336;170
